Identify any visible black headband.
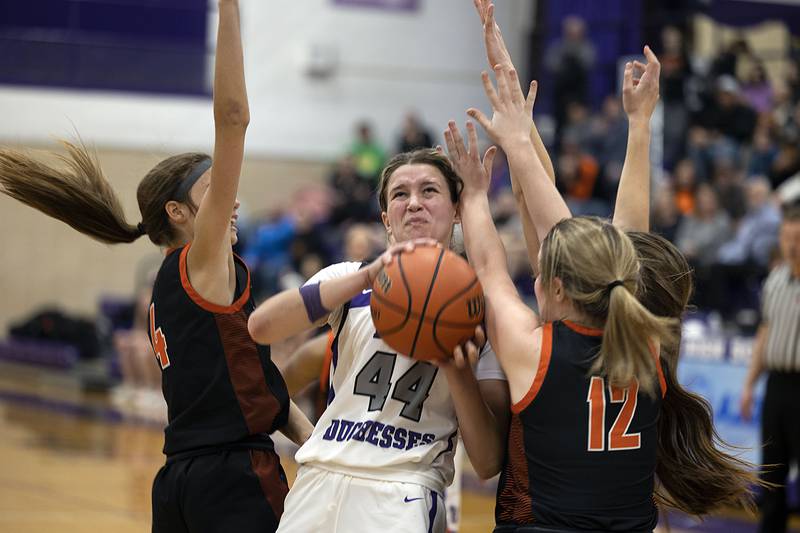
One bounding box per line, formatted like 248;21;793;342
173;158;212;201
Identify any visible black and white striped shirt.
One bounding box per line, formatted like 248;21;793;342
762;264;800;372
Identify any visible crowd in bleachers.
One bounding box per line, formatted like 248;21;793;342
8;22;800;424
237;28;800;333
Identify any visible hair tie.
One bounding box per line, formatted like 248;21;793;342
136;222;146;236
606;280;625;294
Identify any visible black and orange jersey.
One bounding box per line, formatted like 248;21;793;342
149;244;289;457
496;320;666;532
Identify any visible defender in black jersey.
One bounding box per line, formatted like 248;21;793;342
455;6;760;529
0;3;312;532
495;320;666;532
449;74;678;526
149;244;291;532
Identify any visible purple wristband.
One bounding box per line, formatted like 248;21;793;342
299;282;329;323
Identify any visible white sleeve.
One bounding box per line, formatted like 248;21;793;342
304;261;363;332
475;341;507;381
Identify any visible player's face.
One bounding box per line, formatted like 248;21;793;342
381;164;457;245
187;170;240;246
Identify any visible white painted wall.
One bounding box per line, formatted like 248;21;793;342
0;0;533;159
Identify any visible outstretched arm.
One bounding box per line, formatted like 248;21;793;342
190;0;249;271
445;120;542;405
474;0;557;272
613;46;661;231
474;0;554;182
469;66;570;243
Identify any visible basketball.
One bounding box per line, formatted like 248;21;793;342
370;244;484;361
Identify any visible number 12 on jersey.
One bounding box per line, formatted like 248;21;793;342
587;376;640;451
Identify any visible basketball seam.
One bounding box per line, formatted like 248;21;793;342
431;276;481;358
408;248;444;358
371;291;483;328
372;258;415;337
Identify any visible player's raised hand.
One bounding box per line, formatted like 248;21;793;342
623;45;661;123
442;120;496;196
468;66;537;149
474;0;513;71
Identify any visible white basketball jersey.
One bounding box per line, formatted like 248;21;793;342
295;261;501;493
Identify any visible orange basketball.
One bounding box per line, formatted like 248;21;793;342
370;244;484;361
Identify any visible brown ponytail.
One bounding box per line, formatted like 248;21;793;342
629;231;761;515
0;140;210;247
0;141;141;244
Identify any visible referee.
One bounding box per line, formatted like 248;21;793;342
741;205;800;533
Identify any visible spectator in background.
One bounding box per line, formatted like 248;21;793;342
349;121;386;183
245;188;333;299
244;210;301;299
748;127;778;178
676;183;732;267
717;176;781;269
770;136;800;189
343;223;380;262
710;37;750;79
786;59;800;103
740;206;800;533
397;112;434;153
673;158;698;215
111;253;166;422
701;177;780;318
561;101;594;153
705;75;758;145
713;158;748;221
581;96;628;204
660;25;693;167
328;155;375;224
652;182;683;242
545;15;596;137
556;133;605;217
741;62;774;114
588;95;628;168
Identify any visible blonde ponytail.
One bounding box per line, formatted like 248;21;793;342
539;217;678;396
600;282;676;396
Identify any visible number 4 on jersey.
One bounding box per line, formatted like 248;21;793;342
149;303;171;369
587;376;640;451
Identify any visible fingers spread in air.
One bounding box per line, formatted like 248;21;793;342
481;70;501;109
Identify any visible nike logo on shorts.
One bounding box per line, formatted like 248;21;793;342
403;496;423;503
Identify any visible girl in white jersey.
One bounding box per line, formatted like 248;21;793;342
249;149;509;532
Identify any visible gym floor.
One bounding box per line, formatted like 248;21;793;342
0;360;795;533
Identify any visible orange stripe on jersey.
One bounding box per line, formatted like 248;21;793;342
178;244;251;314
562;320;603;337
512;323;553;414
319;330;335;395
496;415;534;524
216;312;282;434
648;342;667;398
